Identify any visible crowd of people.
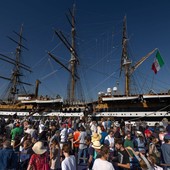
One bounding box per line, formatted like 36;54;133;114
0;115;170;170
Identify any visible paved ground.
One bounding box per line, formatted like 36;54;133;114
75;154;88;170
77;163;88;170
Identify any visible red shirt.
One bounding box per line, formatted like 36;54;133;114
144;129;152;138
29;153;49;170
73;131;80;148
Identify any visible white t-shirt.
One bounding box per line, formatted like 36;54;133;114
90;124;97;134
102;121;107;130
78;131;87;149
104;135;115;151
92;158;115;170
61;155;76;170
60;128;67;143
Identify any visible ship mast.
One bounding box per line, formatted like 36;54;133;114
120;16;158;96
120;16;131;96
0;25;31;103
69;4;79;103
48;3;81;104
10;26;23;101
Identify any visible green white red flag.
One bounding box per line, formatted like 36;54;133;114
152;51;164;74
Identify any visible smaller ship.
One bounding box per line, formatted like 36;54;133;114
0;25;63;118
94;16;170;123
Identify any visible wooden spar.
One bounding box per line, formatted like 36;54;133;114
0;75;32;86
0;54;31;72
7;36;29;51
0;75;11;81
17;80;32;86
48;52;79;79
0;53;30;69
66;13;74;28
13;30;27;41
54;30;79;63
59;30;79;63
130;48;158;75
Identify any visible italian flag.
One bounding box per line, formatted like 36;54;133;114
152;51;164;74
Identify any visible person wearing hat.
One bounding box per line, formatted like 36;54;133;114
92;140;103;150
88;140;103;168
85;135;102;169
91;132;102;143
92;145;115;170
161;134;170;169
27;141;50;170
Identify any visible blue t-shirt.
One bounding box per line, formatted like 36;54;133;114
0;148;18;169
100;131;108;144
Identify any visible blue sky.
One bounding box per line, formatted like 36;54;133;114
0;0;170;101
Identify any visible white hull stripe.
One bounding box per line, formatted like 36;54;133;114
94;111;169;117
0;111;169;117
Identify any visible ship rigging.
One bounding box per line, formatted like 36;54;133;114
0;25;32;103
48;4;85;106
94;16;170;121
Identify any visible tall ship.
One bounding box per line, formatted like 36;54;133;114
0;25;63;118
47;4;87;118
30;8;170;123
1;7;170;124
0;5;86;119
94;16;170;123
